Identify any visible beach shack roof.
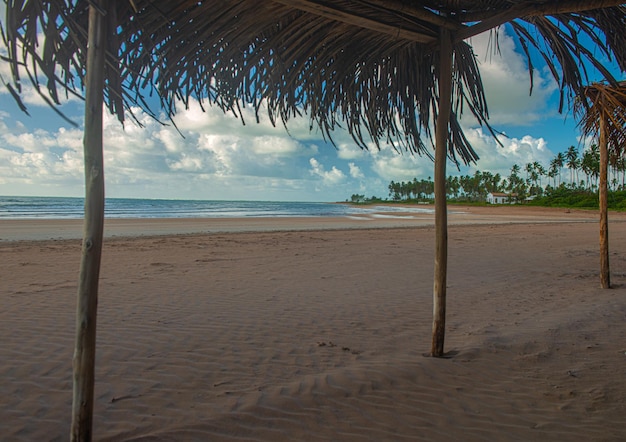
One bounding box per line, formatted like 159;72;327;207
3;1;626;165
575;80;626;154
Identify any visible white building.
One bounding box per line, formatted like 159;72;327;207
487;192;516;204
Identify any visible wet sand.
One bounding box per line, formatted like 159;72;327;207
0;204;603;242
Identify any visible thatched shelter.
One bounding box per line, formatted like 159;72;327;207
2;1;625;439
575;81;626;288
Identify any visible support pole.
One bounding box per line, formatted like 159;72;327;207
598;115;610;289
71;1;108;440
431;28;453;357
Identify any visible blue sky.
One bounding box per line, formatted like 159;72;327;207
0;19;622;202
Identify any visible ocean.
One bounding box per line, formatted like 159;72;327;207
0;196;433;220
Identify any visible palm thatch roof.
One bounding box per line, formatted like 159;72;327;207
3;1;626;165
575;80;626;154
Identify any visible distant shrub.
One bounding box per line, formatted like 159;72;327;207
530;187;626;210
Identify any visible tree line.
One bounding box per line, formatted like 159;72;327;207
350;145;626;205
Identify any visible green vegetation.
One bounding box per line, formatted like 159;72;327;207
531;188;626;209
348;145;626;209
349;194;385;204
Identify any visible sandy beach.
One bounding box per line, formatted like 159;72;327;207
1;206;626;440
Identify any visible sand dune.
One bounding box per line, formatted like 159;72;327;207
1;208;625;440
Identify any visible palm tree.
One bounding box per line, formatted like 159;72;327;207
525;162;534;183
548;160;559;188
566;145;580;186
616;155;626;189
507;164;527;201
580;149;595;189
388;181;401;200
588;145;601;189
529;169;540;195
575;81;626;289
534;162;546;189
3;2;625;437
446;175;461;199
580;151;591;189
555;152;566;186
481;171;501;194
609;145;626;190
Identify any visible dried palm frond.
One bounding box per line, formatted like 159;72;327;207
2;1;625;165
575;81;626;153
508;9;626;112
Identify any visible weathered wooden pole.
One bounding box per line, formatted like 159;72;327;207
598;113;610;289
431;28;453;357
71;1;108;440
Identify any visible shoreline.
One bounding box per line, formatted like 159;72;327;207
1;205;615;242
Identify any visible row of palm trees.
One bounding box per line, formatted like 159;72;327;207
546;145;626;190
385;145;626;202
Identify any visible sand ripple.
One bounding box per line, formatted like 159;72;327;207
1;221;625;440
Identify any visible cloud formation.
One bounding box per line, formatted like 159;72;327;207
465;27;559;127
0;27;584;201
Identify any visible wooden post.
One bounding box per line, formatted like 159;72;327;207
431;28;453;357
71;1;108;440
598;114;610;289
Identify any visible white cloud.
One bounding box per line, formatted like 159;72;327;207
309;158;346;185
166;154;205;172
336;142;367;160
0;99;368;200
370;149;434;182
0;125;84;191
0;25;582;201
168;99;323;143
250;135;301;156
464;27;558;127
461;127;553;177
156;128;184;153
348;162;364;179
